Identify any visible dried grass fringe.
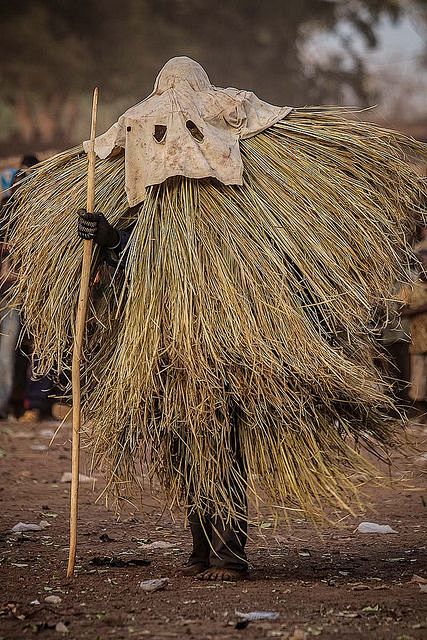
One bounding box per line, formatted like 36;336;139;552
4;107;427;526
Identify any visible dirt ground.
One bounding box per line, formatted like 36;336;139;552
0;418;426;640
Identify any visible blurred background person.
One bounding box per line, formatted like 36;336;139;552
0;166;18;203
402;246;427;410
1;153;57;421
0;223;20;420
380;292;411;404
0;155;36;419
1;155;40;206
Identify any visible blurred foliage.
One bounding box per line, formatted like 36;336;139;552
0;0;425;150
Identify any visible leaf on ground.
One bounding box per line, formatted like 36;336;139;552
139;578;169;593
40;429;55;438
12;522;41;533
60;472;94;483
235;610;279;621
44;595;62;604
373;585;389;590
351;584;370;591
90;556;150;568
356;522;398;534
99;533;115;542
30;444;48;451
362;605;379;613
139;541;174;550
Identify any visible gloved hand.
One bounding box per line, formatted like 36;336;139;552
77;210;120;248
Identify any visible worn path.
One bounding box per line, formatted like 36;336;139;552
0;419;426;639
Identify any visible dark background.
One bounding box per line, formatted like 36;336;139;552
1;0;426;156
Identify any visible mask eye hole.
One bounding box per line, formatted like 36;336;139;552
154;125;167;143
186;120;204;142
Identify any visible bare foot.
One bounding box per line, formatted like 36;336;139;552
180;562;208;576
197;567;248;581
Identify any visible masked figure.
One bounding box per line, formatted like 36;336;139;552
6;57;427;580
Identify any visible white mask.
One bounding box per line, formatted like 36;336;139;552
85;56;291;206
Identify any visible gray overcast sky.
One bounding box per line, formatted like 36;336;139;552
303;7;427;121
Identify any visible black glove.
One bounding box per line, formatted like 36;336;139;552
77;210;120;248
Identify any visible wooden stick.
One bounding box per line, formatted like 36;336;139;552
67;87;99;578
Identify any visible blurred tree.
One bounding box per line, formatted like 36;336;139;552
0;0;425;151
0;2;89;145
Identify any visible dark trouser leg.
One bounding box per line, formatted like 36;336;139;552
187;401;248;572
210;402;248;572
187;508;211;567
24;367;53;414
0;306;20;416
384;341;410;402
210;511;248;572
208;403;248;572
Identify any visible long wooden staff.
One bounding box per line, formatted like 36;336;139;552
67;87;99;578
